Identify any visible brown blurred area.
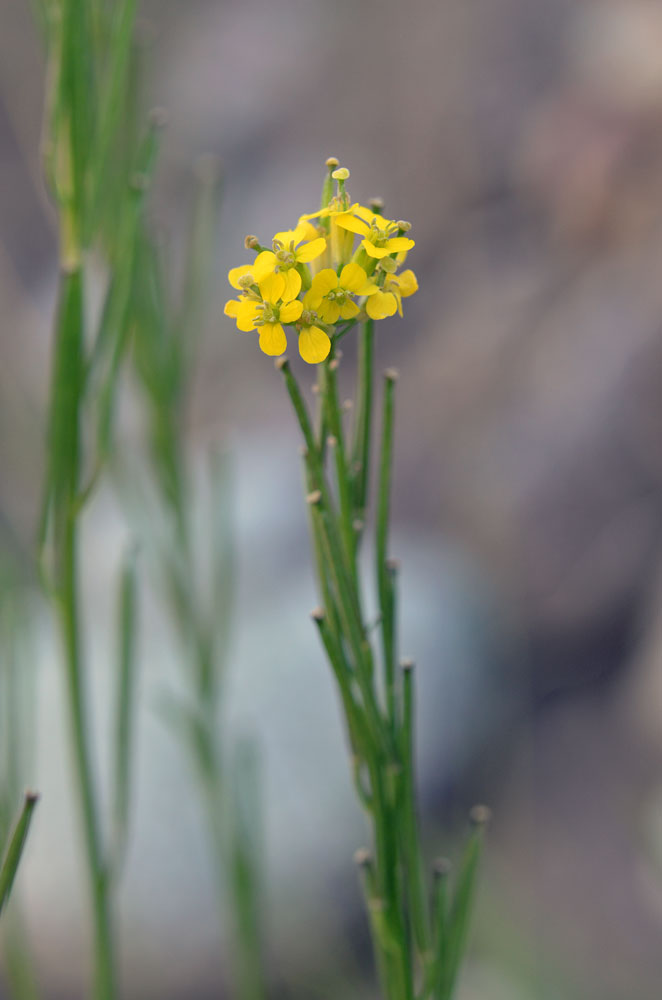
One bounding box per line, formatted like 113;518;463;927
2;1;662;998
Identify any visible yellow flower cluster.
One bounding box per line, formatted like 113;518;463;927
225;165;418;364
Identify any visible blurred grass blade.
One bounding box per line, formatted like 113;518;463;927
111;547;139;872
438;808;490;999
0;793;39;917
229;739;265;1000
176;155;221;372
40;268;84;560
87;0;138;235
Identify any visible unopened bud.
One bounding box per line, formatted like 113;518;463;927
306;489;322;505
310;606;325;622
369;197;385;214
396;220;412;232
274;357;288;371
238;273;254;289
325;156;340;170
327;435;338;447
332;167;350;181
401;658;415;672
329;358;340;371
244;234;260;250
384;367;399;381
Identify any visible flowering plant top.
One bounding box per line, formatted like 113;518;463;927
225;160;418;364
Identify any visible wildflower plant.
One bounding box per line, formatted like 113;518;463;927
225;161;418;364
227;160;488;1000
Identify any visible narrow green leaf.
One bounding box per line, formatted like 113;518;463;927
0;793;39;917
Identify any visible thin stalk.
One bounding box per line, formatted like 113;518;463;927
400;662;430;960
323;354;356;577
48;270;116;1000
376;369;397;727
351;319;374;523
59;514;116;1000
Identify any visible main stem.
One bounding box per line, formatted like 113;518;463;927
59;514;116;1000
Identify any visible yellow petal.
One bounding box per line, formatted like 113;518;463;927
354;204;390;226
318;300;340;324
282;267;302;302
260;270;285;303
310;268;338;298
385;237;415;253
395;269;418;298
298;325;331;364
366;291;397;320
224;299;240;317
236;301;261;331
339;262;368;293
294;220;319;244
362;241;392;259
303;288;320;309
339;299;359;321
228;265;254;289
259;323;287;356
295;237;326;263
253;251;277;281
335;213;370;236
299;202;358;222
280;299;303;324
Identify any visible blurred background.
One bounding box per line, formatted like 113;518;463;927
2;0;662;997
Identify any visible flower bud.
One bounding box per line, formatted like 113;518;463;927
325;156;340;170
332;167;350;181
396;220;412;232
244;234;260;250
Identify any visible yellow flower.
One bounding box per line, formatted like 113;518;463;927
365;269;418;320
303;263;378;323
251;222;326;302
224;294;303;357
335;205;415;260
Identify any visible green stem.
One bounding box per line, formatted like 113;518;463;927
59;513;116;1000
351;319;374;524
400;663;430;961
376;370;397;727
323;354;357;578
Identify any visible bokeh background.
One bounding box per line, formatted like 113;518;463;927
2;0;662;997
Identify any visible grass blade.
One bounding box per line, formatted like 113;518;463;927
0;793;39;917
